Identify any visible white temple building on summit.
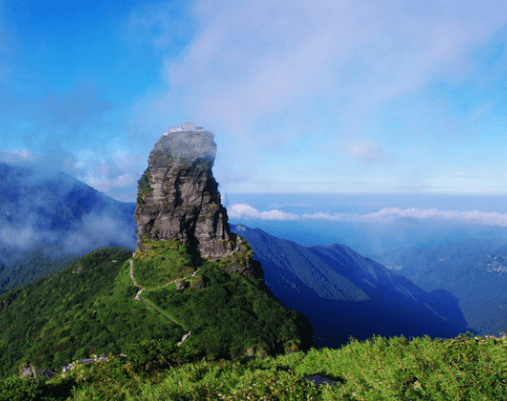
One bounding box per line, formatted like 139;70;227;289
165;122;204;134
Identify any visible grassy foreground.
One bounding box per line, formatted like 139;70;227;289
2;331;506;400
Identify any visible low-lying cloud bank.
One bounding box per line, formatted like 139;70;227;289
0;161;137;261
228;203;507;227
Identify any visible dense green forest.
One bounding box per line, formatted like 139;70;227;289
0;249;79;295
0;248;183;378
369;238;507;336
141;260;307;357
0;244;312;381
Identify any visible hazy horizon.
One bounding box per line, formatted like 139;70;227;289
225;192;507;255
3;157;507;256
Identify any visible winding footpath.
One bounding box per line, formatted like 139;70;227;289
128;260;341;389
129;258;192;346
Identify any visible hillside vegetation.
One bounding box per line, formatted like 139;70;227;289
369;238;507;337
2;242;505;400
0;249;79;295
1;332;506;400
133;239;195;288
231;224;471;350
0;244;312;381
0;248;183;379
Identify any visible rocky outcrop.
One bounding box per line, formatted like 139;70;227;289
19;364;57;380
134;123;263;279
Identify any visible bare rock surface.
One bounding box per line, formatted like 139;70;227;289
135;123;263;279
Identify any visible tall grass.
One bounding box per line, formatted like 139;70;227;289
5;331;506;400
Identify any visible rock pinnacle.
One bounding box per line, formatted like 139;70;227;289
134;123;263;279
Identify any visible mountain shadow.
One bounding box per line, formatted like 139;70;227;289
231;224;473;349
368;238;507;337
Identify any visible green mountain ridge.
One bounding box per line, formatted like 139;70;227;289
2;127;506;399
0;161;137;295
0;128;314;383
0;243;313;380
368;238;507;336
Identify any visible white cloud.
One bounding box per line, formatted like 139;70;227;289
60;211;136;255
161;0;507;141
71;151;143;196
0;149;37;164
229;203;507;227
307;208;507;227
228;203;298;220
123;0;507;194
0;225;36;248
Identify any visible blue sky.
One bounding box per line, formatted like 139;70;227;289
2;0;507;206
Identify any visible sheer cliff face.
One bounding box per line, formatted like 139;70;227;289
135;123;263;279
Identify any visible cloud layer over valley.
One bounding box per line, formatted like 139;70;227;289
229;203;507;228
0;163;136;262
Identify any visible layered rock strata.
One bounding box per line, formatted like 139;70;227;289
134;123;263;279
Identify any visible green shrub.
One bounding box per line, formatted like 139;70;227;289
142;260;309;361
136;169;153;206
133;240;195;287
0;375;75;401
123;340;178;373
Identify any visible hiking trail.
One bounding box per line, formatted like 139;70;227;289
129;257;194;346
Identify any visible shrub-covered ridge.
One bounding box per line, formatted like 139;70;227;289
0;247;184;379
1;332;506;400
0;242;313;380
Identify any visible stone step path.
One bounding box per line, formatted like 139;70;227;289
129;258;191;345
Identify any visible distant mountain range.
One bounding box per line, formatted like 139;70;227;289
368;239;507;337
230;224;471;348
2;161;504;349
0;162;136;293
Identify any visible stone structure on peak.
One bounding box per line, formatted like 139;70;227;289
134;123;263;279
